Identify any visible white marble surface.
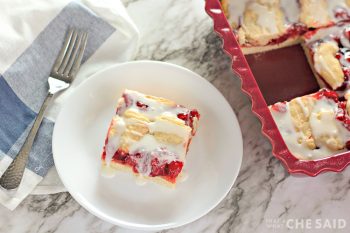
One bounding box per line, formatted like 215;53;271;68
1;0;350;232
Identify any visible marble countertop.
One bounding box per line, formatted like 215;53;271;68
1;0;350;232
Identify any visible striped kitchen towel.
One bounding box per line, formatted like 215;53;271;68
0;0;139;210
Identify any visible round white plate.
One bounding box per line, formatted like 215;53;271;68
53;61;243;230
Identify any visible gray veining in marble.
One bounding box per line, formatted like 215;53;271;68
1;0;350;232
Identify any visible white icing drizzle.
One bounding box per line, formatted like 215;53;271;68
123;90;186;120
103;90;195;177
309;99;344;138
338;49;350;67
227;0;248;27
270;96;350;160
129;134;185;161
228;0;300;26
148;120;191;139
306;28;339;44
280;0;299;23
340;34;350;48
309;0;331;25
270;103;308;159
130;140;182;177
306;24;344;44
248;2;279;33
105;116;125;165
295;98;310;116
327;0;349;21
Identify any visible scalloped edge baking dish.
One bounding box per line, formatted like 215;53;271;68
205;0;350;176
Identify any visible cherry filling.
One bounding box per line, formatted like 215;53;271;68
116;93;133;114
344;27;350;41
270;101;287;113
177;109;200;129
336;101;350;130
136;101;149;110
149;158;183;180
268;23;308;45
334;48;350;91
102;150;106;160
313;89;339;102
334;7;350;20
122;93;133;107
335;102;350;149
310;42;349;91
109;149;184;182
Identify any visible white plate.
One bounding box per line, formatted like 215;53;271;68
53;61;243;230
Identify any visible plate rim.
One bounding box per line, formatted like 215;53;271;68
52;60;243;230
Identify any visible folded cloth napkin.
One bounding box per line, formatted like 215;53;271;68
0;0;139;210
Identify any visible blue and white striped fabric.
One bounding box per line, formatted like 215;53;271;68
0;0;139;210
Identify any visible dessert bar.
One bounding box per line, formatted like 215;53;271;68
303;22;350;95
221;0;350;54
101;90;200;187
269;89;350;160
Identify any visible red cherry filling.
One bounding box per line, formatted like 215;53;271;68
271;102;287;113
334;8;350;20
268;23;307;45
122;93;133;107
177;113;188;121
167;161;184;179
313;89;339;102
136;101;149;109
150;158;167;177
101;150;106;160
116;93;133;114
112;150;139;173
336;101;350;131
190;109;200;119
111;150;184;181
149;158;183;180
337;48;350;64
113;149;129;161
177;109;200;129
344;68;350;78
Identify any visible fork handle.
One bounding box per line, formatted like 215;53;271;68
0;93;53;190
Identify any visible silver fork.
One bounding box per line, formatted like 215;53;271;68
0;29;88;190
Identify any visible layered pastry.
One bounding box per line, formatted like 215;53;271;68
299;0;350;28
221;0;350;54
221;0;307;54
269;89;350;160
101;90;200;187
303;22;350;96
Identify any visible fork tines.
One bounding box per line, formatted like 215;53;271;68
51;29;88;81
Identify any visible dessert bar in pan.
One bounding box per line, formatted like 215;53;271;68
221;0;350;54
269;89;350;160
302;22;350;95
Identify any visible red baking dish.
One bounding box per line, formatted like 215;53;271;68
205;0;350;176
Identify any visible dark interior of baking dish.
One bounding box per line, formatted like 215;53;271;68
245;45;320;105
